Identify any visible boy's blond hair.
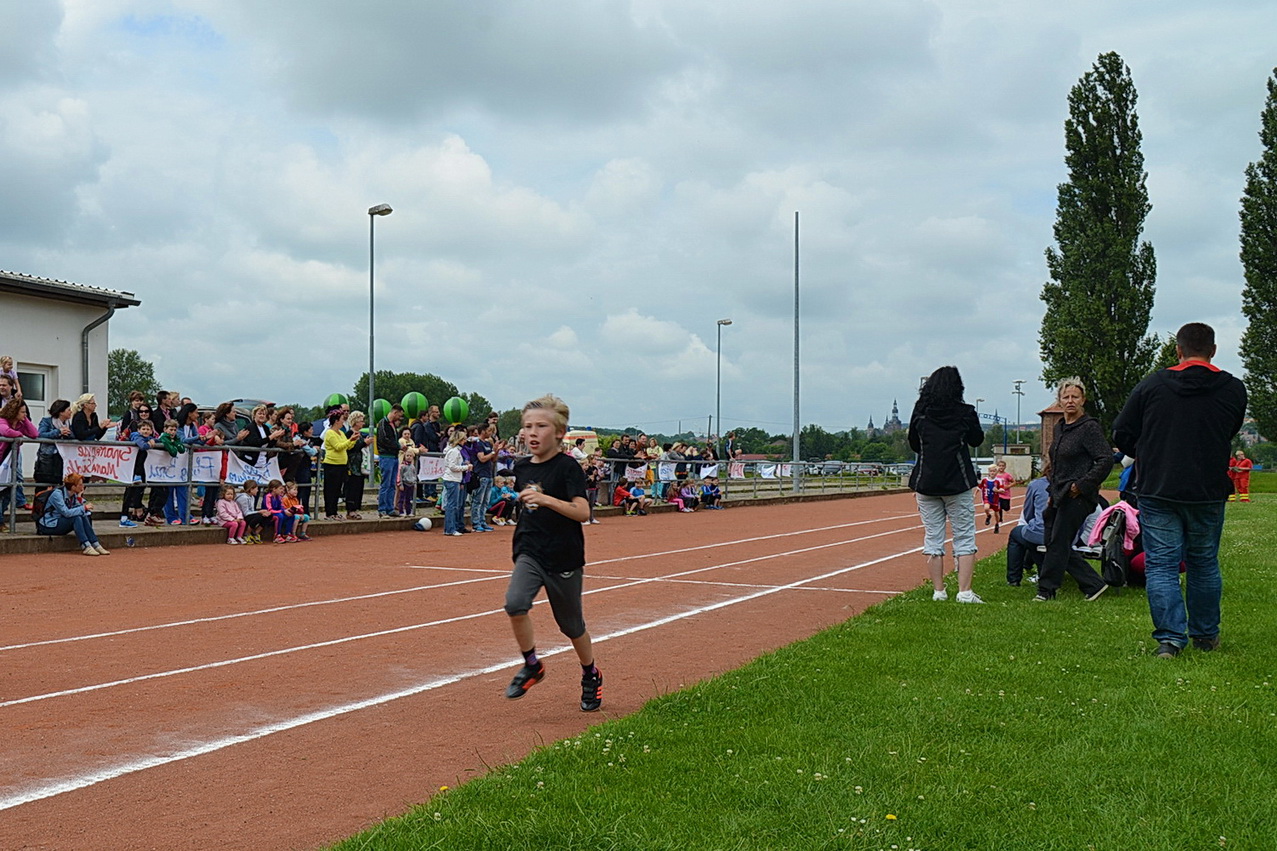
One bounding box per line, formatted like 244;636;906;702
522;394;570;435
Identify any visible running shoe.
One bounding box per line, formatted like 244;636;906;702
119;518;138;528
274;535;287;543
580;668;603;712
505;663;546;699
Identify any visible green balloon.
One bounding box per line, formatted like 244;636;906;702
371;398;391;423
443;396;469;425
401;391;428;420
324;393;349;409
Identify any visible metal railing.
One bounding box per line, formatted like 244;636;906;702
3;436;912;533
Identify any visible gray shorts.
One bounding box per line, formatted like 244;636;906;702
503;553;587;639
915;491;978;557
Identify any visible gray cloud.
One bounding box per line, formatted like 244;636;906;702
1;0;1272;436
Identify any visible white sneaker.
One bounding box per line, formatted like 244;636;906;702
932;589;948;601
94;544;111;555
956;590;984;604
227;539;240;545
82;545;100;557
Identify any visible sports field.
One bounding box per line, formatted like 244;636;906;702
1;491;943;849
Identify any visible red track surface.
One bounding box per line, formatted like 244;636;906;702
0;492;1003;850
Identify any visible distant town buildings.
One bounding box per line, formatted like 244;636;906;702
866;400;904;438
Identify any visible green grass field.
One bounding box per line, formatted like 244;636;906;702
333;497;1277;850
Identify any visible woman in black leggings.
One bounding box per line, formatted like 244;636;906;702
321;410;358;520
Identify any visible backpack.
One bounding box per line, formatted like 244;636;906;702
32;486;56;523
1098;509;1130;589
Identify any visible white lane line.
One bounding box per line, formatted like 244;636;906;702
588;513;919;565
0;541;922;812
642;577;901;595
0;523;923;709
0;512;919;653
0;573;506;654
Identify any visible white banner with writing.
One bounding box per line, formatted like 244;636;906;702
0;451;12;486
416;455;447;481
144;451;190;483
58;444;138;483
758;464;777;479
225;451;282;486
728;461;746;480
657;462;676;482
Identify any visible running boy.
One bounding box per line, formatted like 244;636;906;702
503;394;602;712
980;464;1004;533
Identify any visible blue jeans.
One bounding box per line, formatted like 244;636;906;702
38;514;100;546
443;481;464;534
469;476;492;529
377;455;398;514
163;487;189;523
1006;524;1044;584
1139;496;1226;647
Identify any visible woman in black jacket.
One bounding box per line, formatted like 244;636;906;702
1034;377;1112;602
908;366;985;603
69;394;114;441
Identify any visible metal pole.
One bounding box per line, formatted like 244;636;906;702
368;214;376;437
716;321;722;449
1012;379;1025;444
792;211;800;494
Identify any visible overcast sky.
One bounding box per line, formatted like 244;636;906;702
3;1;1274;436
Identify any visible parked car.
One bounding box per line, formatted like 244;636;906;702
851;463;885;476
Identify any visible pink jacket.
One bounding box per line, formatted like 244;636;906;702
0;416;38;463
1087;501;1140;552
216;498;245;524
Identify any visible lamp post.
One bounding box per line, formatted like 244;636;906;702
975;397;985;458
716;318;732;449
1012;379;1026;444
367;203;392;428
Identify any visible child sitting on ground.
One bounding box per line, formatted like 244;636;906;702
488;475;519;525
612;480;636;514
261;479;296;542
235;480;270;544
700;477;723;509
283;481;312;541
215;484;247;544
677;481;700;512
628;481;650;515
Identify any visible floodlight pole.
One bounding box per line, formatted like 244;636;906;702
716;318;732;453
368;203;392;481
792;211;800;494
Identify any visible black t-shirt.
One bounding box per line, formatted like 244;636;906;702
512;451;587;573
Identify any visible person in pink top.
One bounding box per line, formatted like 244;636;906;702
0;398;38;529
215;484;247;544
995;459;1015;520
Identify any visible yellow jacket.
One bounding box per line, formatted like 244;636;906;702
323;427;358;465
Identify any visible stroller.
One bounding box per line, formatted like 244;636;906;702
1096;503;1147;590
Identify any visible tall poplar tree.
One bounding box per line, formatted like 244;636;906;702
1040;51;1157;433
1239;68;1277;440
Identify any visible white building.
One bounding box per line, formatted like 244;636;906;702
1;270;141;475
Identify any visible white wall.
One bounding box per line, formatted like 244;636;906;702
1;290;114;475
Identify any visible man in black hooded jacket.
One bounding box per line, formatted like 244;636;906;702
1112;322;1246;659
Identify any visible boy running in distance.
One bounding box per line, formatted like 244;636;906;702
503;394;603;712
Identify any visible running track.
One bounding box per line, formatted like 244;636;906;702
0;492;1007;849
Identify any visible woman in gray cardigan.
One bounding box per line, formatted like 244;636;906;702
1034;377;1112;602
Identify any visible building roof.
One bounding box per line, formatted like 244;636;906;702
1;269;141;309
